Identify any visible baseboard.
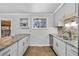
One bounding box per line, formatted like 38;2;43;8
29;44;50;47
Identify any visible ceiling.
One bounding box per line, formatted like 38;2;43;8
0;3;60;13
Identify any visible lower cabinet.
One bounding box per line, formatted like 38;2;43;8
0;46;11;56
18;38;26;56
10;42;18;56
53;36;66;56
0;43;18;56
53;36;78;56
53;37;58;54
67;44;78;56
57;39;66;56
18;36;29;56
26;36;30;50
0;36;30;56
23;37;29;53
18;39;23;56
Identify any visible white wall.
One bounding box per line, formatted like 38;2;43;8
0;13;54;46
0;13;30;37
29;13;54;46
11;14;30;36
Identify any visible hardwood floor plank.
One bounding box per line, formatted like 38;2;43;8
24;46;56;56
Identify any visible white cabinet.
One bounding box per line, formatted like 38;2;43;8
10;42;18;56
57;39;66;56
53;37;58;54
26;36;30;49
18;38;25;56
23;37;28;53
53;36;78;56
54;4;65;26
64;3;76;16
22;36;29;54
54;3;77;27
0;35;30;56
67;44;78;56
53;36;66;56
18;36;29;56
0;46;11;56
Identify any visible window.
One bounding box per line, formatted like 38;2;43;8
32;17;47;29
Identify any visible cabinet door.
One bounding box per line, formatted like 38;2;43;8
18;36;29;56
54;14;58;26
53;36;66;56
18;39;24;56
67;44;78;56
26;37;29;49
23;37;27;53
65;3;75;16
23;36;30;53
53;37;58;54
26;35;30;48
10;42;18;56
0;46;11;56
57;39;66;56
54;5;65;26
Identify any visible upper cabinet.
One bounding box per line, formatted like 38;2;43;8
54;4;65;26
54;3;77;27
64;3;76;16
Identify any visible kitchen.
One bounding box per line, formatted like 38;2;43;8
0;3;78;56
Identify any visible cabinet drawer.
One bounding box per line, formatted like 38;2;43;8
64;3;75;16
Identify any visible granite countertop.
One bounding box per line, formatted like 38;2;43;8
0;34;30;51
50;33;78;49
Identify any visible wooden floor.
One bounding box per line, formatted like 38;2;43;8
24;46;56;56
